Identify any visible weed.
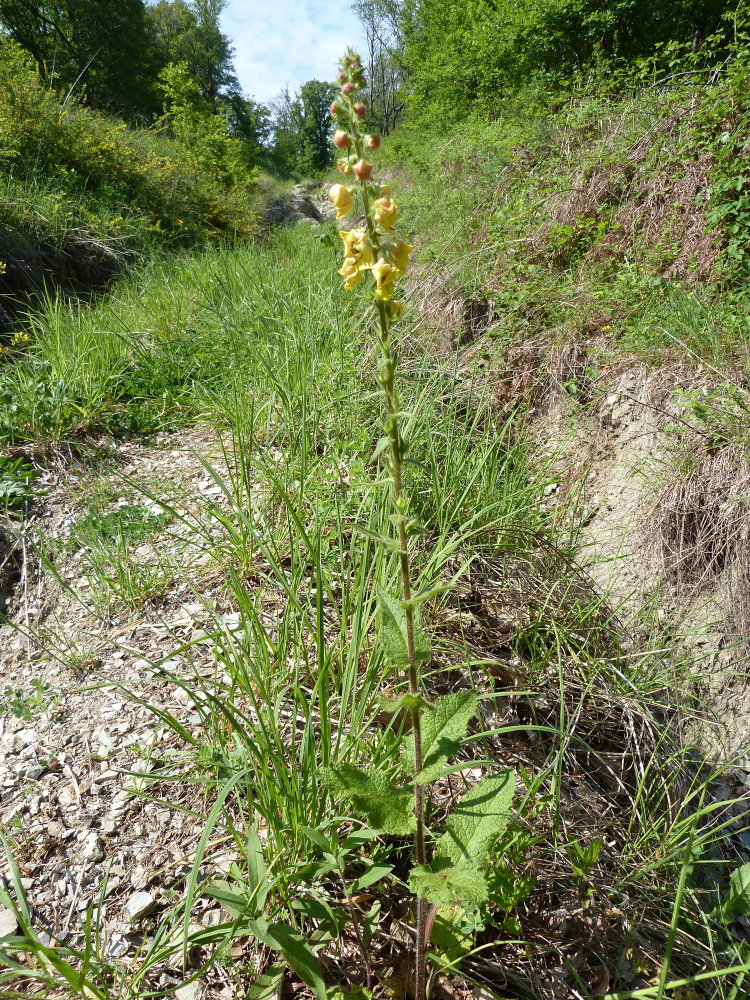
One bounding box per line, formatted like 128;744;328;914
3;678;54;720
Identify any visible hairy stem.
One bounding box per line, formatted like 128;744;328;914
352;127;427;1000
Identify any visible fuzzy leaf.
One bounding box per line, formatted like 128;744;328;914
409;863;488;906
402;691;477;784
726;863;750;918
321;764;416;836
379;692;424;716
434;771;515;869
378;592;409;670
377;592;431;673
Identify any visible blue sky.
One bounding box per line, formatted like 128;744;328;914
221;1;366;105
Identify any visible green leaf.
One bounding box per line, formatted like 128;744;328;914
247;960;286;1000
378;592;409;670
249;919;327;1000
434;770;515;869
301;825;336;857
725;863;750;918
402;691;477;784
321;764;416;836
246;826;270;910
379;693;424;715
409;863;488;906
377;592;432;672
341;828;379;853
205;880;256;919
349;863;393;892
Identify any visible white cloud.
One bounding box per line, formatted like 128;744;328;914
222;0;367;105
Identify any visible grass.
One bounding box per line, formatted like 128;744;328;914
0;218;748;998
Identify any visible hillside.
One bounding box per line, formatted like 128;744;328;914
2;9;750;1000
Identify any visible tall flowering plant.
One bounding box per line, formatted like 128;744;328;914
318;51;515;1000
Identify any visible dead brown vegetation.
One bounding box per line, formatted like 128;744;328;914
649;445;750;631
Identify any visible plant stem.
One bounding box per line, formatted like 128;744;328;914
353;118;427;1000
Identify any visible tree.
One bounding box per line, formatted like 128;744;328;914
146;0;238;111
267;80;337;176
296;79;337;173
401;0;735;125
353;0;406;135
0;0;158;116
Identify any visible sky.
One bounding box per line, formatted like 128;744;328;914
221;0;367;106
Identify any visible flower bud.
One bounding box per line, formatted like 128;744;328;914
342;82;355;95
353;102;367;117
330;101;339;116
333;129;349;150
353;159;372;181
337;158;354;175
337;71;346;82
367;134;381;150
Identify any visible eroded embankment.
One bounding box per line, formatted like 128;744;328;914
425;281;750;755
0;225;126;333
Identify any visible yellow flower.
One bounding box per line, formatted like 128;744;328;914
385;300;403;323
0;261;6;276
338;257;363;290
329;183;354;219
372;258;396;301
339;229;374;268
374;185;397;230
389;241;413;275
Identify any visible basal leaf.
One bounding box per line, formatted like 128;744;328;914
263;922;327;1000
247;960;285;1000
402;691;477;783
409;863;488;906
321;763;416;836
434;770;515;869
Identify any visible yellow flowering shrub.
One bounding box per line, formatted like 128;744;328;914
0;38;258;246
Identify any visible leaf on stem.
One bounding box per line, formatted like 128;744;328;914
321;763;416;835
402;690;477;784
434;770;516;869
378;591;431;673
409;863;488;906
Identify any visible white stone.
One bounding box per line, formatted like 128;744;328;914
0;907;18;938
124;891;155;921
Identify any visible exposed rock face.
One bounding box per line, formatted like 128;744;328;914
263;183;336;228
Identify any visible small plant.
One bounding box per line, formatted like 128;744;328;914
0;456;38;513
3;678;54;720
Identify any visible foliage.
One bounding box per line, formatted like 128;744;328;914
147;0;238;110
158;60;253;189
0;37;258;259
0;0;158;116
267;81;338;176
400;0;735;125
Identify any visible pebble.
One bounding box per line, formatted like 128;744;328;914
82;833;106;862
176;983;202;1000
0;907;18;938
124;890;156;921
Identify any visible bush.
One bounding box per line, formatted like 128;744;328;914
0;38;259;249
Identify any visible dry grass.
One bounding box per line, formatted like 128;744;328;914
649;445;750;631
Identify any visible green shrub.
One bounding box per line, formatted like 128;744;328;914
0;38;259;250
